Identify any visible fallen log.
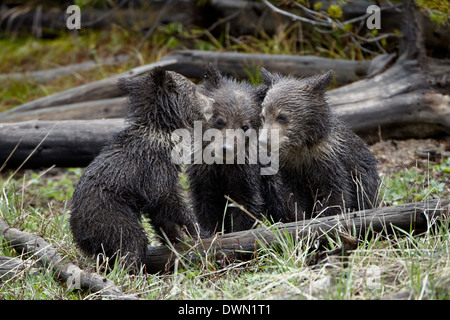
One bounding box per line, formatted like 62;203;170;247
0;98;127;123
163;50;371;86
0;55;129;84
328;57;450;142
0;59;176;118
0;119;124;169
0;255;38;280
0;219;138;299
143;199;450;273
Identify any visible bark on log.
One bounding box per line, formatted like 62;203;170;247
0;219;138;299
0;256;38;280
0;98;127;123
0;119;124;169
0;55;129;84
143;199;450;273
0;59;176;118
328;58;450;142
163;50;371;86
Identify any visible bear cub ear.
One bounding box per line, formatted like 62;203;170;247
202;63;222;90
306;70;334;93
255;84;269;104
259;67;277;87
117;77;135;95
149;67;176;92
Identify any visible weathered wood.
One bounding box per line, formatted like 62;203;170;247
143;199;450;273
0;59;176;117
0;219;138;299
327;0;450;142
0;55;129;84
0;256;37;280
0;119;124;169
0;98;127;123
328;58;450;142
163;50;371;86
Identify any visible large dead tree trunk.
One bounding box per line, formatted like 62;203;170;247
328;58;450;142
143;199;450;273
328;0;449;142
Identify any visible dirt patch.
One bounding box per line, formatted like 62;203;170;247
369;138;450;198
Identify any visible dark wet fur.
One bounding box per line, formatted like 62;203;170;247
69;68;205;268
187;65;290;234
260;68;380;219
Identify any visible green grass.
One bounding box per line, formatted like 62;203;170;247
0;15;448;300
0;161;448;300
0;25;172;111
380;157;449;205
0;13;388;111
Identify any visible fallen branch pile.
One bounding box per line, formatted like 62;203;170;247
0;49;448;168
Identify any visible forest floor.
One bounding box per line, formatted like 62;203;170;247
1;19;449;300
370;138;450;203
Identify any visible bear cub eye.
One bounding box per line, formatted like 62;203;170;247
215;117;226;128
276;113;288;124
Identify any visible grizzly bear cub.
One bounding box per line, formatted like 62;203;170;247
69;68;210;268
187;65;290;234
259;68;380;219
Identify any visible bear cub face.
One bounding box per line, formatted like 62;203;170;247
259;68;333;154
198;65;264;164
